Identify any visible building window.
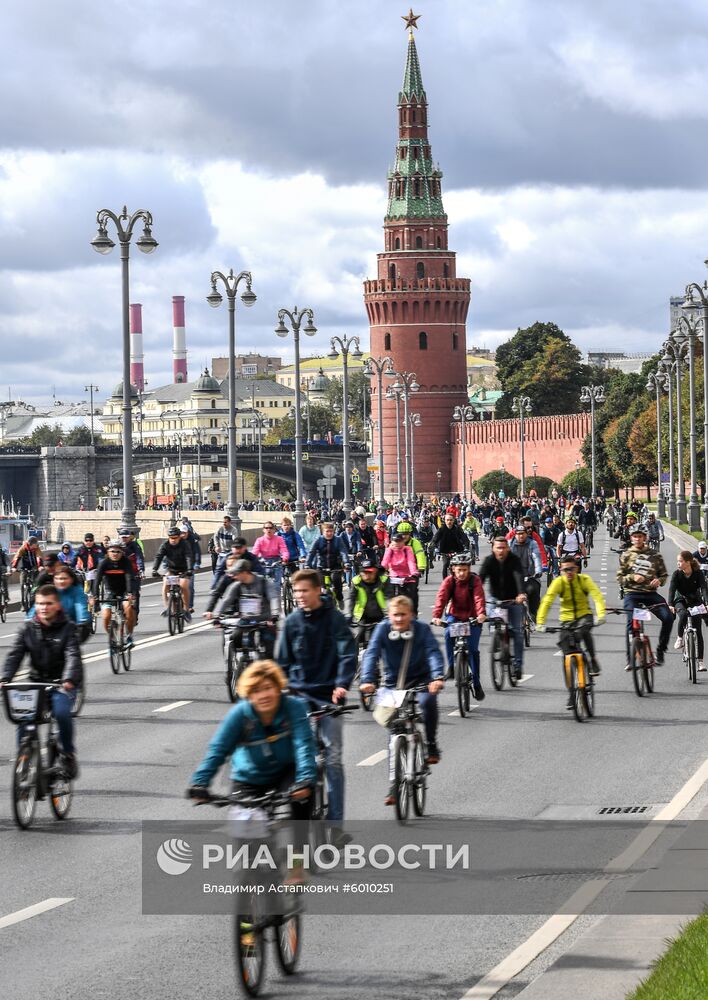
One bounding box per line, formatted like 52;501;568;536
416;261;425;279
211;465;219;473
384;333;391;351
452;332;459;351
400;147;407;159
210;437;217;447
419;331;428;351
242;364;257;375
415;236;423;249
436;236;441;248
394;237;400;250
389;263;396;286
211;399;216;408
443;262;449;278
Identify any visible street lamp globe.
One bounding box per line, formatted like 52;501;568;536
135;225;158;254
206;286;223;308
90;226;115;255
327;347;339;361
240;286;257;308
303;316;317;337
275;319;289;338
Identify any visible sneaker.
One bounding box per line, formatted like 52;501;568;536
160;608;168;617
183;611;192;623
589;659;601;677
515;667;523;681
625;661;633;671
699;661;706;672
566;696;574;710
62;753;79;780
472;682;485;702
124;634;134;649
656;647;665;665
189;607;195;614
426;743;441;765
384;784;396;806
674;637;684;650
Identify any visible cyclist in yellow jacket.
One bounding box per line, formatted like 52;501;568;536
536;553;606;690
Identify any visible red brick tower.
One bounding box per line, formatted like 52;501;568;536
364;16;470;497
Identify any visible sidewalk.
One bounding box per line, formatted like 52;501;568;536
662;519;704;553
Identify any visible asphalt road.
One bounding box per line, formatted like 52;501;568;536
0;527;707;1000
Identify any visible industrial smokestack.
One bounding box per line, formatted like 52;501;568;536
129;303;145;391
172;295;188;383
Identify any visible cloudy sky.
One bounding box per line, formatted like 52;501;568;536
3;0;708;405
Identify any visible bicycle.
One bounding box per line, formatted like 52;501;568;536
544;619;598;722
281;562;298;616
301;697;358;846
681;603;705;685
107;596;132;674
20;566;38;612
80;569;101;634
0;568;8;623
386;684;430;823
545;547;558;588
437;620;479;717
351;622;379;711
584;526;595;553
165;574;185;635
609;605;655;696
2;682;73;829
198;788;304;996
320;567;344;609
220;618;268;703
488;601;518;690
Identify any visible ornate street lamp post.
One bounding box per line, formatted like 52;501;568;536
579;384;606;498
453;404;475;502
363;356;393;504
683;276;708;532
328;335;363;509
511;395;532;496
385;385;403;501
663;333;688;523
91;205;158;531
407;413;422;500
206;268;257;533
275;307;317;526
387;369;420;504
646;369;670;519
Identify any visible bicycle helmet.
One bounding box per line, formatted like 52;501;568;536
107;539;125;550
630;524;648;536
397;521;413;533
450;553;472;566
167;527;181;537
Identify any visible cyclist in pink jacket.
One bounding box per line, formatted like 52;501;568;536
251;521;290;588
382;533;420;613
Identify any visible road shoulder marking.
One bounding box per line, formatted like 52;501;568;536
0;897;74;930
152;700;193;714
357;749;387;766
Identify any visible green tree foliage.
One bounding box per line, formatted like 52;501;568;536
65;425;98;446
559;466;593;496
475;468;521;497
495;322;594;417
525;474;556;498
323;370;370;441
21;423;64;446
262;404;335;445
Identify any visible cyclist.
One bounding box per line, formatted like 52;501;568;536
276;568;356;824
346;558;392;644
669;550;708;671
251;521;289;589
490;514;510;539
416;515;435;559
34;552;62;589
118;527;145;621
11;536;42;591
507;516;548;574
212;514;235;555
360;595;445;801
212;536;263;589
73;533;106;573
0;543;9;604
431;552;486;700
373;519;389;561
615;511;639;550
339;520;362;562
541;517;560;579
306;522;349;607
186;660;317;868
431;513;469;578
618;524;672;666
278;516;307;573
510;524;543;620
357;517;379;562
479;536;528;680
556;516;587;565
151;527;193;623
2;584;83;778
299;512;321;554
381;533;420;609
395;521;428;578
460;510;481;562
646;512;665;552
578;502;598;548
58;542;75;565
94;539;137;645
536;554;606;705
32;564;92;644
213;559;279;659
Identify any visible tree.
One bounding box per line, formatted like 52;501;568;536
525;474;556;498
66;425;99;446
323;370;370;441
263;403;336;445
475;468;521;498
18;423;64;447
495;322;593;417
560;466;593;497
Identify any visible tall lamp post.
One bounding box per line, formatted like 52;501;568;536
468;466;474;499
385;386;403;501
387;369;420;504
328;335;363;510
206;268;257;533
453;404;475;502
500;462;506;496
646;368;670;519
193;428;204;507
677;315;702;530
300;377;312;445
407;413;422;499
91;205;158;532
363;355;393;504
275;307;317;526
511;395;532;496
579;384;606;498
682;276;708;532
84;384;99;447
436;469;442;496
531;461;538;492
663;333;688;523
575;458;581;496
250;411;268;509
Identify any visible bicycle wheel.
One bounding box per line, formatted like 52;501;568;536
0;594;6;623
394;738;409;822
177;598;185;633
109;621;121;675
490;629;505;691
412;734;427;817
631;638;646;696
580;656;595;718
48;742;73;820
685;630;698;684
72;682;85;717
21;580;30;612
568;656;587;723
121;621;132;671
523;610;531;648
90;608;98;634
168;594;178;636
283;580;294;616
643;639;655;694
234;903;266;996
455;648;470;717
507;630;518;687
226;647;239;702
275;912;301;975
12;741;38;829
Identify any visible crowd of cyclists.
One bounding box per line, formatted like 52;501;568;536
2;486;707;830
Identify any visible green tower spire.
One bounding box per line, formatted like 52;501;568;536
400;33;426;103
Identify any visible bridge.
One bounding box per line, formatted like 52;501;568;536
0;444;371;523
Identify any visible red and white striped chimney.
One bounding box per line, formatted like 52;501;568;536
129;303;145;391
172;295;188;383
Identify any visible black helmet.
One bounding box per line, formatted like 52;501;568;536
167;527;181;537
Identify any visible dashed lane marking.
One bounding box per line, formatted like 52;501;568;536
357;750;388;767
153;700;193;713
0;898;74;930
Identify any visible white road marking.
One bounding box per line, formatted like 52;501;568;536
83;620;211;663
0;897;74;930
357;749;387;766
459;753;708;999
448;705;481;716
152;700;193;713
553;650;562;656
517;673;534;683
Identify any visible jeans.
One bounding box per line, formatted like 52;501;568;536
623;591;674;659
674;600;706;658
18;689;76;756
319;712;344;822
444;616;481;684
524;577;541;619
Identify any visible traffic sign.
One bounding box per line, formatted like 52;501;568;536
351;474;360;483
351;466;359;476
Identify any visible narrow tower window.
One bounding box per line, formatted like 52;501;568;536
384;333;391;351
415;236;423;249
394;237;400;250
419;331;428;351
443;262;449;278
389;263;396;287
416;261;425;279
452;332;459;351
436;236;441;248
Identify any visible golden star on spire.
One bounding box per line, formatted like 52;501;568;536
402;8;421;35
